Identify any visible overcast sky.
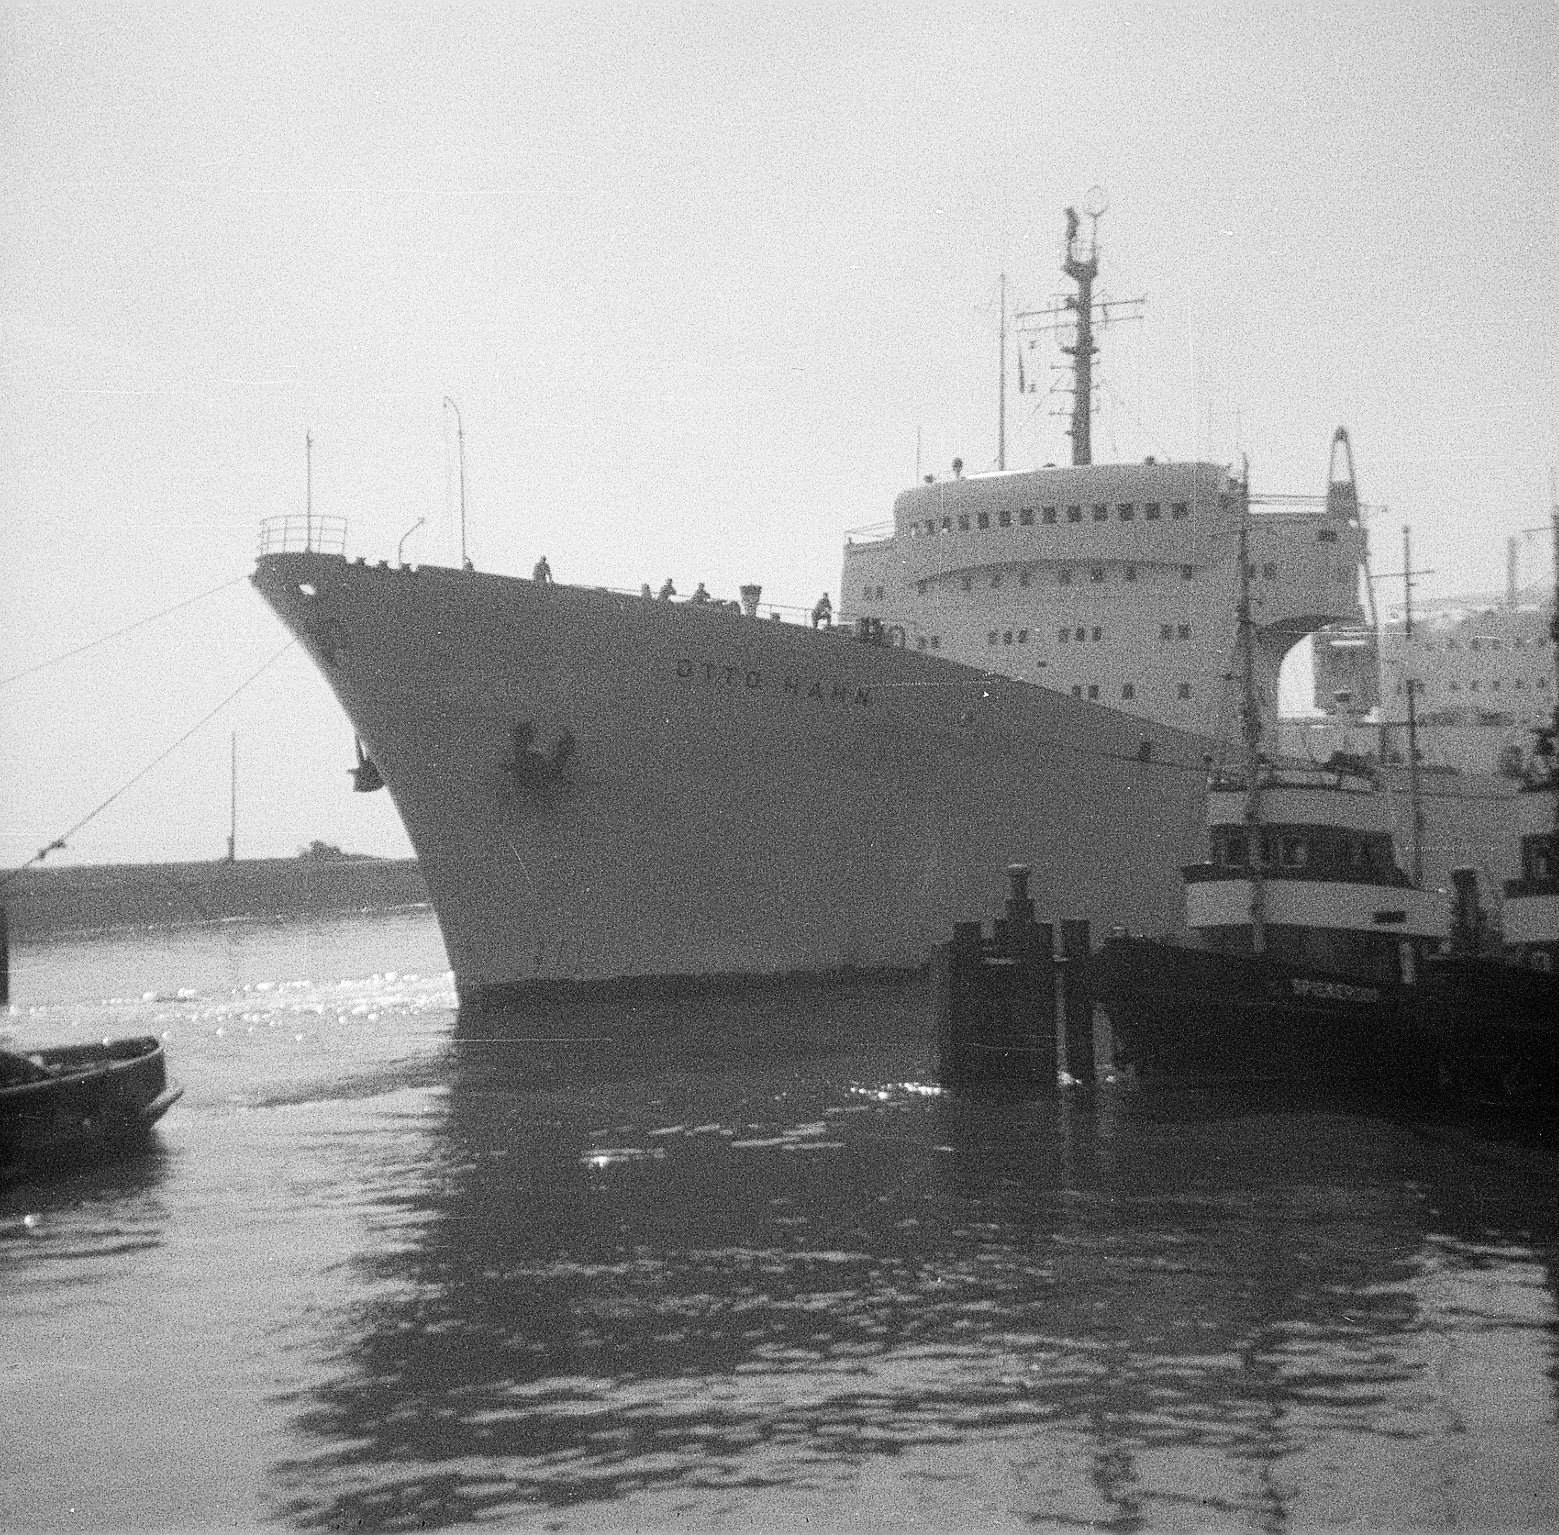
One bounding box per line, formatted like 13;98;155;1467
3;1;1557;867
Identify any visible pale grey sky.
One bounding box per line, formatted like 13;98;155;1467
3;1;1556;865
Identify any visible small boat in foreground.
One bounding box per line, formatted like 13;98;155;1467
1;1035;182;1166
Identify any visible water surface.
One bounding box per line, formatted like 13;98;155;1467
4;912;1558;1530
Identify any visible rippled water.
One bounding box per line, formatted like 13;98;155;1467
4;912;1559;1530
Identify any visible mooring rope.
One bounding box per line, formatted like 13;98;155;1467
1;639;297;892
0;573;250;689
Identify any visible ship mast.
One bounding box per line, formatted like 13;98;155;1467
1401;524;1425;886
997;272;1007;472
1546;475;1559;828
1061;208;1099;466
1237;467;1266;955
1014;192;1141;470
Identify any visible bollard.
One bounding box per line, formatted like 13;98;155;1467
1057;918;1095;1085
935;869;1057;1092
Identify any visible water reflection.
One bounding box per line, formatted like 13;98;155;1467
273;999;1559;1530
1;1139;172;1275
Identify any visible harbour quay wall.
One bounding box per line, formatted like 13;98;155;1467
4;857;429;941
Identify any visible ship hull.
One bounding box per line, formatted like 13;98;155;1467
252;555;1522;1011
254;555;1223;1001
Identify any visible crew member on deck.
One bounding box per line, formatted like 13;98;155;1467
640;583;653;598
692;582;711;604
658;578;676;601
811;592;832;629
532;555;553;584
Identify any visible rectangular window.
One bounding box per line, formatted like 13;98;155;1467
875;585;885;599
1076;627;1087;641
1003;630;1013;645
987;631;998;646
1091;626;1102;641
915;636;926;650
1071;685;1083;697
1018;569;1031;587
991;572;1002;588
1261;562;1276;579
1119;503;1135;520
958;514;970;531
1124;565;1137;582
1145;502;1161;519
1092;504;1108;521
925;519;935;535
940;517;951;531
1160;624;1173;641
1171;501;1189;519
1318;528;1338;543
961;575;973;591
1017;628;1028;643
1059;569;1072;584
1043;507;1058;524
1067;505;1083;522
1019;507;1034;526
1122;683;1135;699
977;512;990;530
1059;627;1070;643
998;509;1012;527
930;636;940;650
1090;567;1105;583
1177;623;1191;640
1087;684;1100;699
862;584;872;597
1181;565;1194;580
1177;682;1192;699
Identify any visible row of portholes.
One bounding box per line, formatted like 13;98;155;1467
916;563;1195;595
908;500;1192;536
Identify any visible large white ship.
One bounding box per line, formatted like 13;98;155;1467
252;207;1519;1008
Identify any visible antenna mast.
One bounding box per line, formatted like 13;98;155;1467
1237;465;1266;955
227;730;237;864
444;397;467;568
997;272;1007;471
305;430;314;551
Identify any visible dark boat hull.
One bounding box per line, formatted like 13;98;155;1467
1091;937;1444;1097
0;1036;183;1165
1419;955;1559;1107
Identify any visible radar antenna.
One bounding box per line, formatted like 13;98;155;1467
1015;192;1143;467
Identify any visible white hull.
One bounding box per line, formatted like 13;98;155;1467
252;554;1522;998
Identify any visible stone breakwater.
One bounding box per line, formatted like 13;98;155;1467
4;858;428;941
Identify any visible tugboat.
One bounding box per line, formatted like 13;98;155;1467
1418;507;1559;1108
1092;504;1452;1093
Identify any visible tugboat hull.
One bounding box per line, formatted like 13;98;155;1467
1093;936;1441;1095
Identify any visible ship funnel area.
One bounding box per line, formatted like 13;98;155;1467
1325;426;1360;525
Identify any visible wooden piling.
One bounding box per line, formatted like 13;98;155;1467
1057;918;1095;1084
935;866;1057;1090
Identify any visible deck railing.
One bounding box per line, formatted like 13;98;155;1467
257;515;348;558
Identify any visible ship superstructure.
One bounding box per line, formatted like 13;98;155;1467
841;213;1367;742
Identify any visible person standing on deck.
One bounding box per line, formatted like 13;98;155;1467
532;556;552;584
811;593;832;629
